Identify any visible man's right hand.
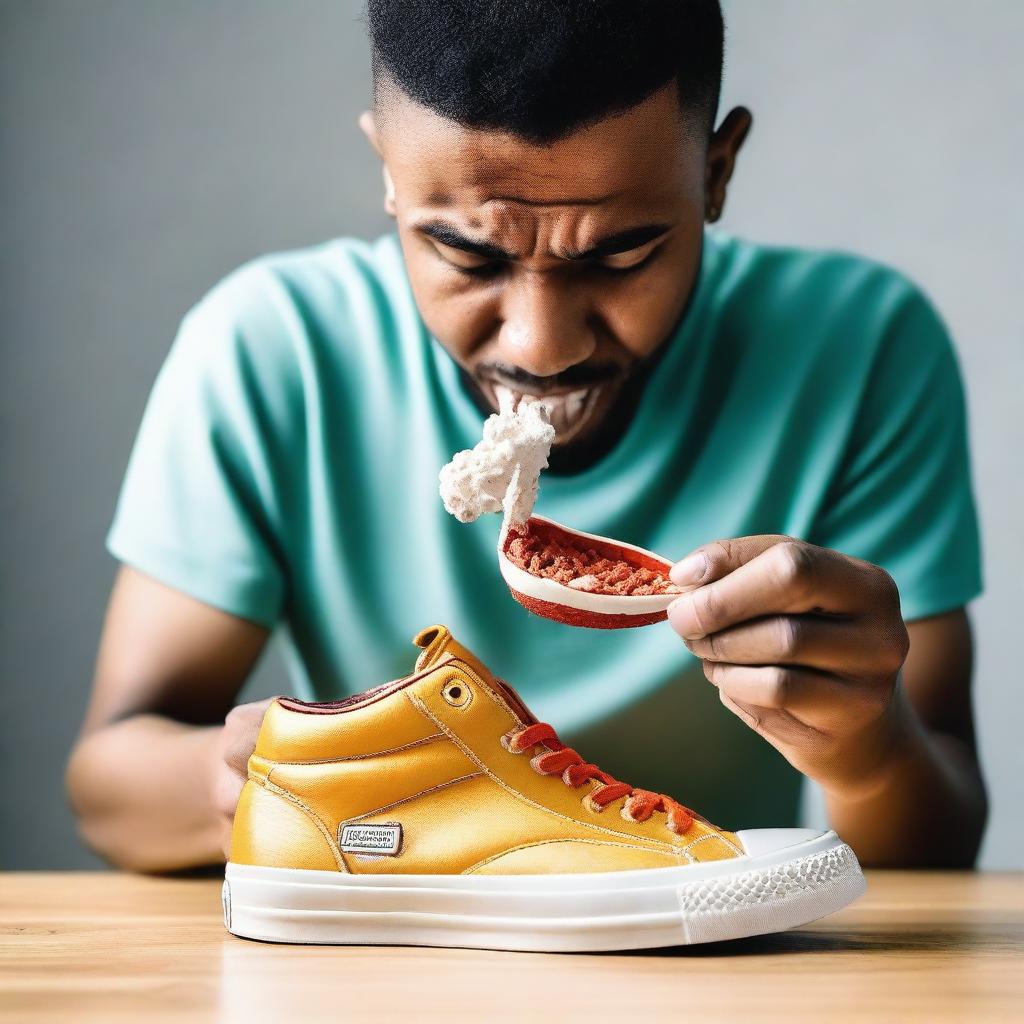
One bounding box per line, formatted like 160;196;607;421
210;698;276;859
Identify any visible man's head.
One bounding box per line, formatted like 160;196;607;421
362;0;750;470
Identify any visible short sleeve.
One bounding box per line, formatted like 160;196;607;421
106;269;292;627
809;282;983;621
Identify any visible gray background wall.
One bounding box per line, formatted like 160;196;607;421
1;1;1020;869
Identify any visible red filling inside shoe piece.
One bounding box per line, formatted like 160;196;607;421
505;521;679;597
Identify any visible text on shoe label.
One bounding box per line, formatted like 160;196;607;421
339;823;402;855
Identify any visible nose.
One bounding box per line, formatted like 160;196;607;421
497;270;597;378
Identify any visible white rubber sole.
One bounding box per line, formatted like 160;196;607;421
498;514;678;618
223;830;864;952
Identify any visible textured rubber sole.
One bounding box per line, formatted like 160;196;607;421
506;587;669;628
223;830;864;952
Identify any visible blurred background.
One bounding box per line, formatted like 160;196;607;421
2;0;1021;869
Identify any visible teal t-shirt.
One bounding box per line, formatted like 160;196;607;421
106;229;983;829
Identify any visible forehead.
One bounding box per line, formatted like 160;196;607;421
378;82;705;231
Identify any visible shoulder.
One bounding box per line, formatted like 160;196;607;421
710;231;935;324
180;233;405;353
706;231;957;376
164;233;411;403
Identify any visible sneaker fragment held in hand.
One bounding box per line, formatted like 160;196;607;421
223;625;865;951
499;514;681;629
437;398;686;630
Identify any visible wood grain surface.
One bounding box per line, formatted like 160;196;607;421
2;871;1021;1023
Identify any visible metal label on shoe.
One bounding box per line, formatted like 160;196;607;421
339;822;402;856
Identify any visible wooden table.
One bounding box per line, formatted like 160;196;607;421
2;871;1021;1023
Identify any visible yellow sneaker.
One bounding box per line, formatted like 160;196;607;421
224;625;864;950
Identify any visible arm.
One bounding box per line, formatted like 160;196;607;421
667;536;988;869
824;607;987;867
67;566;272;872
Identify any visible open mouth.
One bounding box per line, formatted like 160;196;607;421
484;381;614;446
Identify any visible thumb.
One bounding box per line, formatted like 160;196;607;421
669;534;793;591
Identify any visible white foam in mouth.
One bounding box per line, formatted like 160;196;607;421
438;397;555;528
494;384;601;445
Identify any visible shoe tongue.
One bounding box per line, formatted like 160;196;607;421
493;676;538;725
411;624;537;725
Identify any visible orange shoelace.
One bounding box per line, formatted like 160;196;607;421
502;722;696;836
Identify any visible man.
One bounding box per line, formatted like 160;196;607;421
67;0;986;872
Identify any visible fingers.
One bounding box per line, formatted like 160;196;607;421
704;660;831;711
716;690;825;747
670;535;790;589
209;699;277;861
669;539;900;638
222;698;275;774
681;612;905;677
211;759;247;820
702;660;884;729
213;697;275;817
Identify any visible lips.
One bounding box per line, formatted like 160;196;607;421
490;382;607;445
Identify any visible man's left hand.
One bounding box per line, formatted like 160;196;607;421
667;535;911;797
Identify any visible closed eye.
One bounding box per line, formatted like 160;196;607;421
454;261;505;279
430;239;504;277
432;238;662;278
597;239;662;272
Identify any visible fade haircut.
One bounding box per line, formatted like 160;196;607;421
366;0;725;145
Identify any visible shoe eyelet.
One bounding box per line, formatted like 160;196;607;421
581;793;605;815
442;678;472;708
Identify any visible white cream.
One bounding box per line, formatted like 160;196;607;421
439;396;555;529
566;574;601;592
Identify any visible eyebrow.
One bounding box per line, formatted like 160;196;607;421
416;220;672;262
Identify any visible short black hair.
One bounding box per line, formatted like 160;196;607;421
366;0;724;145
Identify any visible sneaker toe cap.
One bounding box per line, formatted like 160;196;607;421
735;827;830;858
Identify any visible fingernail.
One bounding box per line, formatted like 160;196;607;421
667;594;703;640
670;551;706;587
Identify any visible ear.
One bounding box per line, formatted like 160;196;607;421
359;110;396;217
704;106;752;223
